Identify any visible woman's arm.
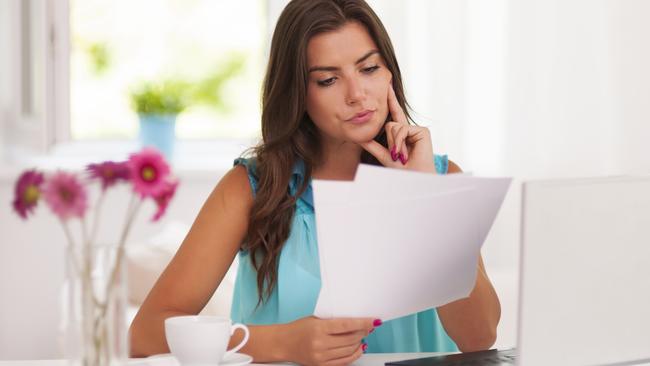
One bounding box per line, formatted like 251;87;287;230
129;165;284;359
128;165;373;364
436;160;501;352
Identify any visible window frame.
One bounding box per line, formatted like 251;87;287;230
4;0;69;157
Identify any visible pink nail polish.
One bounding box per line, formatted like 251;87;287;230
362;343;368;352
391;149;398;161
398;153;406;165
373;319;383;327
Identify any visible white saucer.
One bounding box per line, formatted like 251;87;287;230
146;352;253;366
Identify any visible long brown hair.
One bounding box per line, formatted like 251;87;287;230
244;0;414;306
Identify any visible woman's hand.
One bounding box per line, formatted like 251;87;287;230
359;82;437;174
283;316;377;366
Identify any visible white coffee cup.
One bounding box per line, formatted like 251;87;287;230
165;315;249;366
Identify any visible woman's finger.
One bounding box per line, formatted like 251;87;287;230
391;124;411;163
389;123;400;157
323;344;364;366
393;124;409;163
325;329;368;350
324;341;363;361
385;122;396;160
387;82;407;124
358;140;393;167
324;318;375;335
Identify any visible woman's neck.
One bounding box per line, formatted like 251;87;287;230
312;140;363;181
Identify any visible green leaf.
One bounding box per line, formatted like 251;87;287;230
128;53;246;117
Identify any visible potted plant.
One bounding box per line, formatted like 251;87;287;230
129;55;245;160
129;80;189;160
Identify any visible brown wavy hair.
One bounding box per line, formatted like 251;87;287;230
244;0;414;306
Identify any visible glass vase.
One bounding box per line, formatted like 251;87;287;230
62;244;128;366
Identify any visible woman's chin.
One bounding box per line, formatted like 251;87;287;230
343;122;383;144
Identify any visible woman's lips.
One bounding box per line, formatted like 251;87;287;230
346;110;375;124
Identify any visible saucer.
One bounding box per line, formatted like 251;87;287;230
146;352;253;366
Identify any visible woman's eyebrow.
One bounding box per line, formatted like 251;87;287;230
308;50;380;73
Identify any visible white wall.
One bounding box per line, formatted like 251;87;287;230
0;0;12;160
507;0;650;177
0;179;67;359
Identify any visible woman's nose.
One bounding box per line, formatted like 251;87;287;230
345;77;367;105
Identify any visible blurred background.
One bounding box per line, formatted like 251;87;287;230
1;0;649;359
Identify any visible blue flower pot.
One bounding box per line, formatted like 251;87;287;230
138;114;177;159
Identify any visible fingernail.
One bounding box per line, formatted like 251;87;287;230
398;153;406;165
362;343;368;352
391;148;398;161
373;319;383;327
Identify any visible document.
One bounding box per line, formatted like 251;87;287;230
312;164;512;321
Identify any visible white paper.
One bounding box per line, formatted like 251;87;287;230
312;165;512;321
354;164;512;246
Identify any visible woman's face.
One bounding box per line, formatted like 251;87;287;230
305;21;392;146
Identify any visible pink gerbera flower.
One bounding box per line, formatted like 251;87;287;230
128;148;171;198
42;171;88;220
151;178;179;222
86;161;130;191
12;169;45;219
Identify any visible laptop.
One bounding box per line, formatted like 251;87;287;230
387;175;650;366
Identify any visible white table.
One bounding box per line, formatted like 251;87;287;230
0;353;444;366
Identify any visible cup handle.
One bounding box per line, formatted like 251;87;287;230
225;323;250;357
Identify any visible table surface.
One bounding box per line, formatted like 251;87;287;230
0;352;446;366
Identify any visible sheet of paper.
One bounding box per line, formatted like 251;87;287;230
354;164;512;247
312;166;512;321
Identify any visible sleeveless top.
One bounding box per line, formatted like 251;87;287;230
230;155;458;353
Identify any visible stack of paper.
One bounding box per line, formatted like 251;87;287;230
312;164;512;321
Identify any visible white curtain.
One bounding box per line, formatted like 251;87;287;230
369;0;650;179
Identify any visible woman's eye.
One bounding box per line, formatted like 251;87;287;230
362;65;380;73
317;77;336;87
316;67;378;87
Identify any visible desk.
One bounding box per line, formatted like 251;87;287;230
0;353;446;366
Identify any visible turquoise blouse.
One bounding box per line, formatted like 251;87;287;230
230;155;458;353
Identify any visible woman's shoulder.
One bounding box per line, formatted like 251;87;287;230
211;162;254;212
447;158;462;174
232;157;259;195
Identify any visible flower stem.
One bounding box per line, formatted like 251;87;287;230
81;218;103;309
99;193;142;320
90;190;106;247
59;219;83;278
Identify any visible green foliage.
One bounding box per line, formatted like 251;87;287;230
191;54;246;111
129;80;190;115
129;53;246;117
87;42;111;75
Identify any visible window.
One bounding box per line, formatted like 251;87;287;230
69;0;267;141
2;0;67;154
4;0;505;171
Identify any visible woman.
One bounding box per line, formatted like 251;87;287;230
129;0;500;364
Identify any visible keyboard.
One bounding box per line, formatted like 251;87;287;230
385;348;517;366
